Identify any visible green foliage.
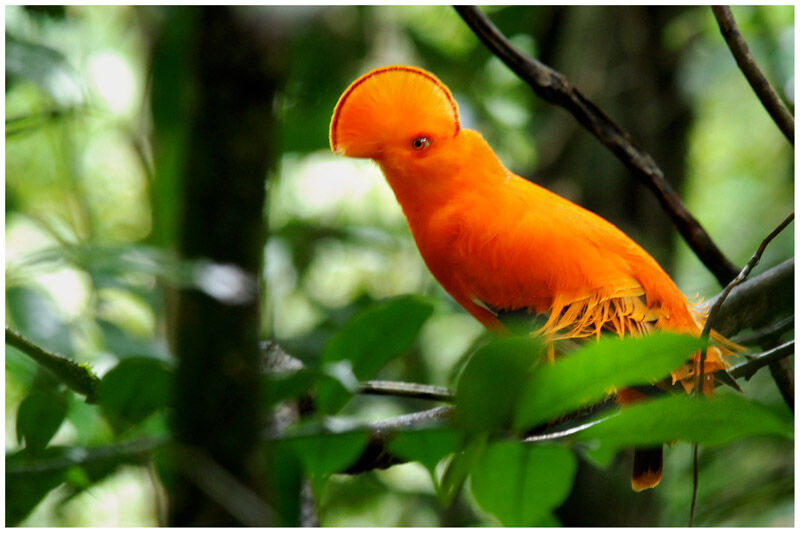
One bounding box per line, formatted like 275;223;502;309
443;334;792;526
387;427;464;475
514;332;707;430
575;392;793;451
316;295;435;413
4;4;794;527
6;451;68;526
438;434;487;507
265;442;304;526
97;357;172;431
279;430;370;498
454;336;542;434
470;442;576;526
264;368;318;407
7;441;156;526
16;389;69;452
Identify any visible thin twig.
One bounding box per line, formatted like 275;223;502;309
5;326;100;402
712;6;794;145
701;212;794;339
689;445;700;526
727;340;794;380
454;5;740;286
690;211;793;526
6;437;167;474
769;356;794;413
696;212;794;393
359;380;454;402
732;315;793;346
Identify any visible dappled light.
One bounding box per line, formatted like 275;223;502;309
6;5;793;527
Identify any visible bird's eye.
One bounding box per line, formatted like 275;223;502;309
411;136;431;151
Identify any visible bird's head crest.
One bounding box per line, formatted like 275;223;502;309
329;65;461;159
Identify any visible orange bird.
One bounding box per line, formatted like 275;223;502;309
330;65;735;491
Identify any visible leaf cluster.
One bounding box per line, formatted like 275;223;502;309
262;299;791;526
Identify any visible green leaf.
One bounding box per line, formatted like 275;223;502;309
387;427;464;474
16;389;69;451
438;434;487;506
97;318;166;360
5;453;65;525
6;441;152;525
316;295;434;413
264;368;317;407
514;332;706;430
579;442;617;469
97;357;172;429
281;430;370;481
470;442;577;526
455;336;543;434
266;442;304;526
574;392;793;450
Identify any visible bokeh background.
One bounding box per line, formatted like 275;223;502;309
5;5;794;526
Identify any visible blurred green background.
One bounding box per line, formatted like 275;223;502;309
5;5;793;526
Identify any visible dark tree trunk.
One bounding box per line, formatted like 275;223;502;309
151;6;282;526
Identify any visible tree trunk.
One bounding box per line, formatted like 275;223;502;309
150;6;282;526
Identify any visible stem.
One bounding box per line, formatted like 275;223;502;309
5;326;100;402
689;444;699;526
359;380;454;402
711;6;794;145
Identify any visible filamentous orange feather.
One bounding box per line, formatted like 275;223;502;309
330;65;736;490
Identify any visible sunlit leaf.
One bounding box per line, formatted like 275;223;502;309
16;388;69;451
573;392;792;450
455;336;542;434
387;427;464;474
316;295;434;413
470;441;576;526
97;357;172;429
514;332;706;430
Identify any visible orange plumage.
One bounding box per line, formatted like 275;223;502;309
330;65;735;490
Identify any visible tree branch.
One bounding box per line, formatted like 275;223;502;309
5;326;100;402
711;6;794;145
342;406;454;474
6;437;166;474
727;340;794;381
359;380;454;403
703;212;794;338
708;258;794;338
454;5;740;286
697;212;793;395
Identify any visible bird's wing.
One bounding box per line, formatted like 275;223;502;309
440;173;666;342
